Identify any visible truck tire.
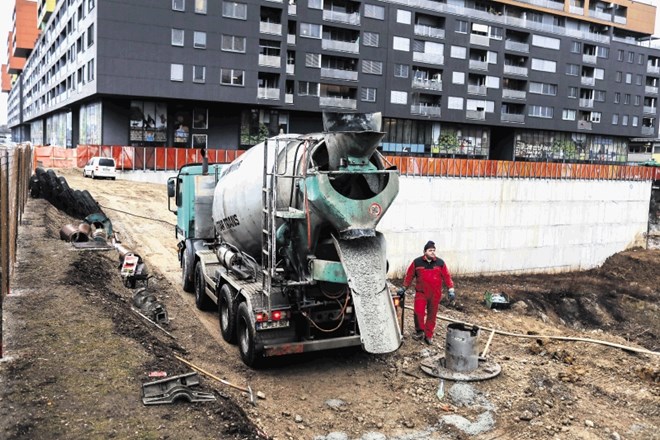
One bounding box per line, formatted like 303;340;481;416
218;284;237;344
181;242;195;293
194;261;214;311
237;302;263;368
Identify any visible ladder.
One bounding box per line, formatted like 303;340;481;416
261;138;279;298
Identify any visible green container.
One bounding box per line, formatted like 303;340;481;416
484;291;510;309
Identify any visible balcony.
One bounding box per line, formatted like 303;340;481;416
469;59;488;71
643;106;657;115
502;89;526;100
578;120;592;130
581;76;595;86
412;52;444;65
613;16;626;24
259;54;282;68
260;22;282;36
518;0;563;10
321;67;358;81
582;54;597;64
503;65;528;76
257;87;280;100
411;104;441;117
501;113;525;123
645;85;658;95
319;96;357;109
569;6;584;14
414;24;445;39
288;4;296;14
648;65;660;74
286;64;295;75
504;40;529;52
579;98;594;108
589;9;612;21
470;34;489;47
285;93;294;104
641;126;655;136
287;34;296;45
412;78;442;91
466;110;486;120
322;39;359;53
467;85;487;95
322;10;360;25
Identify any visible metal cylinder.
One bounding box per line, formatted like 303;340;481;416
59;224;78;241
445;323;480;372
92;229;108;242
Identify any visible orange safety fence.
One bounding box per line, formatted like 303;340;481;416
32;145;660;181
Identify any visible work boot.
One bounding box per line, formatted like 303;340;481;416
412;331;424;340
424;336;433;345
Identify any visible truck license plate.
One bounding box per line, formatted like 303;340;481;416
257;320;289;330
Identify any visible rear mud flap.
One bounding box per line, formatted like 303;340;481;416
333;233;402;354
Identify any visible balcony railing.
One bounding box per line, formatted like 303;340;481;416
645;85;658;95
285;93;293;104
257;87;280;100
613;15;626;24
641;126;656;136
414;24;445;39
643;106;657;115
589;9;612;21
469;59;488;71
288;4;296;14
412;78;443;91
466;110;486;120
502;89;526;99
517;0;563;10
467;85;487;95
322;10;360;25
578;120;593;130
503;65;528;76
321;39;359;53
579;98;594;108
501;113;525;123
504;40;529;52
287;34;296;45
581;77;595;86
258;54;281;68
569;6;584;14
321;67;358;81
470;34;490;47
319;96;357;109
648;65;660;74
582;54;597;64
412;52;444;65
286;64;295;75
411;104;441;117
259;22;282;35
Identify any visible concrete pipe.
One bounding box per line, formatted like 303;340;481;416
445;323;480;372
59;224;78;242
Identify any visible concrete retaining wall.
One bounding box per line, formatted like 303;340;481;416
380;177;652;278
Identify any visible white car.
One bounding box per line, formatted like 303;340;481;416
83;157;117;180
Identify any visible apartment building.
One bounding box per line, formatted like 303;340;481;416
3;0;660;162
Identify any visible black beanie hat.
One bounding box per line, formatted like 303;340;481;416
424;240;435;251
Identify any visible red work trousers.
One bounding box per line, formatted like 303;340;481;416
413;290;441;339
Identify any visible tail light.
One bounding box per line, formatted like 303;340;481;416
393;296;400;308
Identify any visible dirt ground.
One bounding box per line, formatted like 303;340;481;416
1;168;658;440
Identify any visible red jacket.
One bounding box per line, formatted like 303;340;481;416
403;255;454;299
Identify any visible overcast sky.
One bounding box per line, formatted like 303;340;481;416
1;0;660;126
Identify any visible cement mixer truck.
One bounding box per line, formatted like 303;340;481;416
167;113;402;366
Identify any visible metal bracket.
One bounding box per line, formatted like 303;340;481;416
142;372;216;405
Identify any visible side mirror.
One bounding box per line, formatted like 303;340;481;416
167;177;176;198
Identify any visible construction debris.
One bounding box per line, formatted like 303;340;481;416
142;372;216;405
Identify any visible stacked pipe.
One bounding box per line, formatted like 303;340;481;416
30;168;104;219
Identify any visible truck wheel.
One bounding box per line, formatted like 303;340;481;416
237;302;263;368
194;261;214;311
181;243;195;293
219;284;237;344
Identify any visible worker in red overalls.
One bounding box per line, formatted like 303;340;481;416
399;241;455;345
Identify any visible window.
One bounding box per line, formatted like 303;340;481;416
362;60;383;75
393;37;410;51
622;115;629;126
562;109;576;121
452;71;465;84
364;4;385;19
361;87;376;102
528;105;553;118
632;116;639;127
594;68;605;80
590;112;601;123
450;45;466;59
308;0;322;9
87;59;94;81
396;9;411;24
220;68;244;85
624;94;630;104
568;86;578;98
625;73;632;84
529;82;557;96
596;46;609;59
173;0;185;11
363;32;379;47
617;50;624;61
394;64;409;78
193;65;206;83
194;31;206;49
172;29;184;46
612;114;619;125
566;64;579;76
298;81;319;96
221;35;246;52
447;97;463;109
636;74;643;86
531;58;556;73
615;71;622;82
594;90;606;102
390;91;408;104
171;63;184;81
300;23;321;38
489;27;503;40
193;134;207;149
638;54;644;65
456;20;468;33
222;1;247;19
570;41;581;53
87;24;94;47
627;51;634;63
532;35;560;50
195;0;207;13
634;95;641;106
305;53;320;68
88;0;95;11
614;93;620;104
